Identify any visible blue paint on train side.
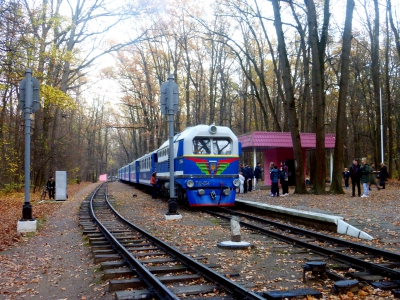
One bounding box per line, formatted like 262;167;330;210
118;125;241;207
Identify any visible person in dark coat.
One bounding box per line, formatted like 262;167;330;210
369;163;380;190
349;159;361;197
342;168;350;189
46;176;55;199
280;161;289;196
240;164;248;193
270;166;280;197
269;162;275;196
247;165;254;192
254;162;263;190
360;157;371;198
378;162;389;189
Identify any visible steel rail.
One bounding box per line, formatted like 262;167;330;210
224;208;400;262
90;183;266;300
204;209;400;280
89;183;179;300
103;187;266;300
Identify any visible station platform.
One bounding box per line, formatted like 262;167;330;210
235;199;374;240
235;182;400;245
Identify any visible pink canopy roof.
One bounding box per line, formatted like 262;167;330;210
238;132;336;150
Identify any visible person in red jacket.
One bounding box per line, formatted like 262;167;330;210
150;172;158;199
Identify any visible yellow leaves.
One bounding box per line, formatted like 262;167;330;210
358;290;368;296
0;182;90;251
41;84;77;110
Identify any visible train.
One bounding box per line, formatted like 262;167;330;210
118;124;242;206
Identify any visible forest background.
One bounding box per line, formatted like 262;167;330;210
1;0;400;195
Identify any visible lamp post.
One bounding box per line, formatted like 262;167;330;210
17;68;40;232
161;74;181;219
380;88;384;163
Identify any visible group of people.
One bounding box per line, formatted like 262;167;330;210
269;161;290;197
238;161;290;197
238;163;263;194
150;157;388;200
345;158;388;198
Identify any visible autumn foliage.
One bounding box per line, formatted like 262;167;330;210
0;183;91;251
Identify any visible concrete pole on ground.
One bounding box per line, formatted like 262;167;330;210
231;216;241;242
217;216;254;249
17;68;38;232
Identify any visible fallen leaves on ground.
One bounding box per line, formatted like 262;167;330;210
1;180;399;299
0;182;92;251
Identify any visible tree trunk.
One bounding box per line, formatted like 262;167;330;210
305;0;330;194
330;0;355;194
371;0;381;162
272;0;307;194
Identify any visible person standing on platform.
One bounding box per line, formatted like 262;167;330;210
238;172;245;194
270;165;280;197
240;163;248;193
342;168;350;189
46;176;55;200
360;157;371;198
254;162;263;190
247;165;254;192
280;161;289;196
349;159;361;197
378;162;389;189
369;163;380;190
269;162;275;196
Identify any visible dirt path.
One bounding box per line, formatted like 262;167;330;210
0;182;113;300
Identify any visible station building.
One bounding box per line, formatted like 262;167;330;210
238;132;336;186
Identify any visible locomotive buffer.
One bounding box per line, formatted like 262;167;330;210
160;74;182;220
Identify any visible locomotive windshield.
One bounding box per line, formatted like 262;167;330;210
193;138;232;155
213;138;231;154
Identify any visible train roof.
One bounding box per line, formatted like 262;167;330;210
179;124;236;140
159;125;237;148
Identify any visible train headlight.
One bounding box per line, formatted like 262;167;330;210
164;182;170;189
223;189;230;196
233;179;240;187
198;189;205;196
186;179;194;188
209;124;217;134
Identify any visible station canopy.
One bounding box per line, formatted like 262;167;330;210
238;132;336;151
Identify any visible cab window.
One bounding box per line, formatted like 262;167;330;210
212;138;232;154
193;138;211;154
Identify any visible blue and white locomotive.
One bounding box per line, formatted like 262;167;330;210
118;124;241;206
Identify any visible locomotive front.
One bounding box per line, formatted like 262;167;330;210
174;124;241;206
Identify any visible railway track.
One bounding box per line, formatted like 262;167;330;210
203;207;400;295
79;183;266;300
